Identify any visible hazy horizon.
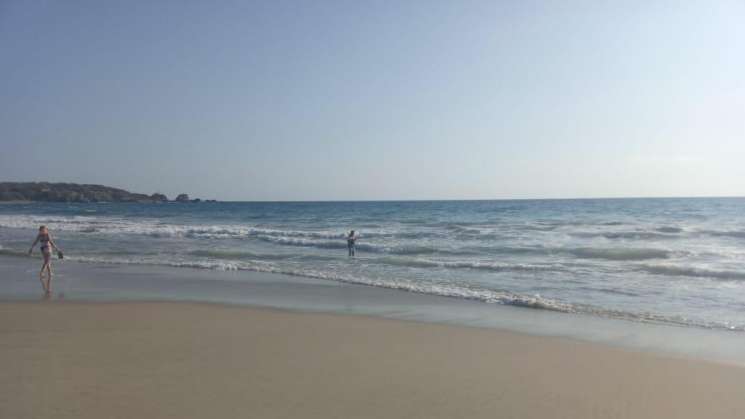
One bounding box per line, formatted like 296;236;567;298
2;1;743;201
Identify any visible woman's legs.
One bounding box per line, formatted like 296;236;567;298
45;262;53;293
40;251;52;293
38;262;48;292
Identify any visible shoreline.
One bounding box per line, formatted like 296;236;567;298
1;254;745;366
2;301;745;418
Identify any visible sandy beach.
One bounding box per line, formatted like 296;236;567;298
3;0;743;417
1;302;744;419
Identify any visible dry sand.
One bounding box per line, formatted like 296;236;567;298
1;301;744;419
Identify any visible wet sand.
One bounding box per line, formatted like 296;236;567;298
1;301;744;419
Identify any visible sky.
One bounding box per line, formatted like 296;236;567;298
1;0;743;201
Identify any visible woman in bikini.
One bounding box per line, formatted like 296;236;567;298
28;225;62;294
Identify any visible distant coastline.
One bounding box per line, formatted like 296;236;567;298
0;182;214;203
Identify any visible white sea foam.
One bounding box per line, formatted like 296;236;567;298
0;214;347;240
61;253;576;312
20;253;740;331
0;215;403;241
184;248;561;273
252;235;445;255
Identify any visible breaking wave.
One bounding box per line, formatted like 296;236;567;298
568;247;671;261
703;230;745;240
571;230;680;240
640;264;745;281
656;226;683;234
374;257;561;272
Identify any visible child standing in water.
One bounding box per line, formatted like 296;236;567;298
347;230;358;257
29;226;62;295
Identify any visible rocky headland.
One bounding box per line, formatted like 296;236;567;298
0;182;213;203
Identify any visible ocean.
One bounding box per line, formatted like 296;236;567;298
1;198;745;333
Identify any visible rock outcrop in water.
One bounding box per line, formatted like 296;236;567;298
173;194;206;203
150;193;169;202
0;182;208;203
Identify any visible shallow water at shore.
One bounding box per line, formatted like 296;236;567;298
2;255;744;365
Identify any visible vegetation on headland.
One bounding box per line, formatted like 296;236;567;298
0;182;213;203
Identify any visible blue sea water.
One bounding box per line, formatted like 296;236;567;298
1;198;745;332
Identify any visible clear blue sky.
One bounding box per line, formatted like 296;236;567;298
1;0;743;201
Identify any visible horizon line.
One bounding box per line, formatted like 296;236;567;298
207;195;745;203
